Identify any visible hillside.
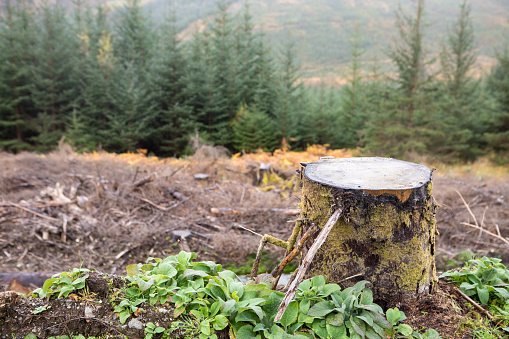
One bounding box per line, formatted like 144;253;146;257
39;0;509;80
143;0;509;77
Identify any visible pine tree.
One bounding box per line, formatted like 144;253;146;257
31;3;78;151
74;11;117;151
436;0;486;161
232;105;278;153
337;27;368;148
365;0;437;158
142;9;194;157
485;48;509;162
273;40;303;149
114;0;153;71
0;0;34;150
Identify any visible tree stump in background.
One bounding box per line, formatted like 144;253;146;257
299;157;438;303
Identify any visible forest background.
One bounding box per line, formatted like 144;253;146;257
1;0;509;163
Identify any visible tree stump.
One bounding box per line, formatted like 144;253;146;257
299;157;438;302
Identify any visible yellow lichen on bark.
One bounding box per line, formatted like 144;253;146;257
300;177;437;301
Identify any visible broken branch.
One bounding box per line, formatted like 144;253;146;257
452;286;493;320
274;208;343;322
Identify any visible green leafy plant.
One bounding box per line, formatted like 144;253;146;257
440;257;509;306
32;267;90;299
144;322;168;339
34;251;440;339
32;305;51;314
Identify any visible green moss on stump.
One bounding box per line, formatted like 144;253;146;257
300;177;438;302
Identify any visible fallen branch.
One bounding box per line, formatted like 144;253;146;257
274;208;343;322
452;286;493;320
0;202;59;222
211;207;300;215
138;195;192;212
131;173;156;189
460;222;509;246
270;225;319;286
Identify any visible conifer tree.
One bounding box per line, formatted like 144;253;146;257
273;40;303;149
365;0;436;158
436;0;486;161
486;49;509;161
338;27;368;148
73;8;117;151
232;105;278;153
31;3;78;151
142;9;194;157
0;0;34;150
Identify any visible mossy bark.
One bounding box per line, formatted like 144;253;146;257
299;176;438;302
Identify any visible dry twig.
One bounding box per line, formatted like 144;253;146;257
452;286;493;320
274;208;343;322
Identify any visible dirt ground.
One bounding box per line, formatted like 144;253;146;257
1;146;508;337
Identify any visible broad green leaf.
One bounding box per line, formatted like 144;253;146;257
135;276;154;292
423;329;441;339
270;324;287;339
278;300;298;329
178;251;193;266
236;325;259;339
235;310;259;324
311;319;328;339
307;301;335;317
357;313;374;327
253;323;266;332
210;301;220;316
173;306;185;318
299;299;310;314
353;280;370;294
213;314;229;330
476;286;490;304
24;334;37;339
298;279;312;292
360;289;373;304
190;309;204;319
365;327;383;339
396;324;413;336
467;273;482;286
326;312;344;326
209;285;226;300
495;287;509;299
326;323;347;338
218;270;236;282
239;305;264;320
322;283;342;297
221;299;236;314
182;269;209;279
157;263;178;278
200;319;211;335
289;321;304;333
126;264;138;277
229;281;245;299
119;310;130;324
42;278;57;294
298;312;314;324
311;275;326;287
350;316;366;338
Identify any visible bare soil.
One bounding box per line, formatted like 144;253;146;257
1;148;508;337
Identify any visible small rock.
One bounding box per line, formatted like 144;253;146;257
128;318;144;330
194;173;209;180
84;306;94;318
170;230;192;242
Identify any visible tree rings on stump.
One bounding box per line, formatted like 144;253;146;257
300;157;437;302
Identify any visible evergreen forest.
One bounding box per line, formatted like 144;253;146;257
1;0;509;163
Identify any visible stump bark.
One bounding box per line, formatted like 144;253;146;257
299;157;438;302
